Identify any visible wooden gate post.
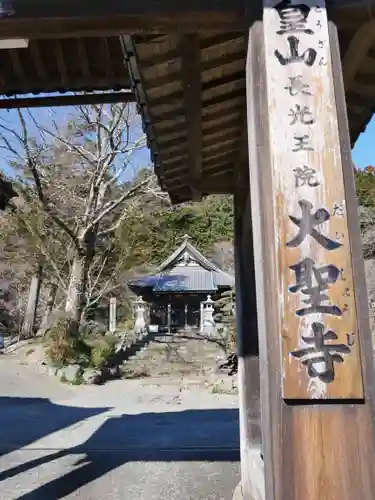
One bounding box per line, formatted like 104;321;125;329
246;1;375;499
234;188;264;500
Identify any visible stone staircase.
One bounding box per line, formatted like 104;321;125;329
118;328;228;379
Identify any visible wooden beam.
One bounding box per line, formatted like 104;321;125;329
181;34;202;200
245;3;375;500
0;0;363;38
233;187;263;500
0;0;244;17
0;2;245;40
0;91;136;109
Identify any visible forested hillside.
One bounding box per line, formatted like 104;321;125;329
116;194;233;272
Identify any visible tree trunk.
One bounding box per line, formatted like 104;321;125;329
21;265;43;338
65;229;97;333
65;252;87;326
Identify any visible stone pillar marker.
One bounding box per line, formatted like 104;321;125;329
167;303;171;333
244;0;375;498
184;303;188;328
109;297;116;333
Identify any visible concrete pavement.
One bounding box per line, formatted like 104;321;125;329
0;355;240;499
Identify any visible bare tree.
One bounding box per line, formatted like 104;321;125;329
0;102;168;333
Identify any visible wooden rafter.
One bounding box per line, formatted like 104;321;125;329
148;69;244;109
160;126;239;157
146;50;244;90
76;39;91;79
158;116;239;149
181;34;202;200
156;108;241;140
30;41;47;82
101;38;114;80
54;40;68;86
152;88;244;122
9;49;25;84
140;33;243;70
202;146;239;164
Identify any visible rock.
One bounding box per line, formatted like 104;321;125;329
57;364;82;382
82;368;102;385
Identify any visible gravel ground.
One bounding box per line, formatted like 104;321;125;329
0;354;240;500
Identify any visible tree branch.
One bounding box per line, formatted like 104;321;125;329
84;176;152;238
16;110;81;248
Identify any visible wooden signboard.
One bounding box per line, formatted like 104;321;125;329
263;0;363;399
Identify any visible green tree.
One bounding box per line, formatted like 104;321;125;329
117;194;234;270
355;165;375;208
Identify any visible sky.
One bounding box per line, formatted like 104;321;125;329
352;115;375;169
0;103;151;181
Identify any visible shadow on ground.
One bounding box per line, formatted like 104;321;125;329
0;397;110;455
0;397;242;499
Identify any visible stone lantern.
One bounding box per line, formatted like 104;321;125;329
134;296;147;336
200;294;216;336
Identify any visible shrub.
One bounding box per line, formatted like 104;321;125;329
90;342;116;369
45;318;76;366
45;317;91;367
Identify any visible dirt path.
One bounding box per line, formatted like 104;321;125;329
0;353;240;499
